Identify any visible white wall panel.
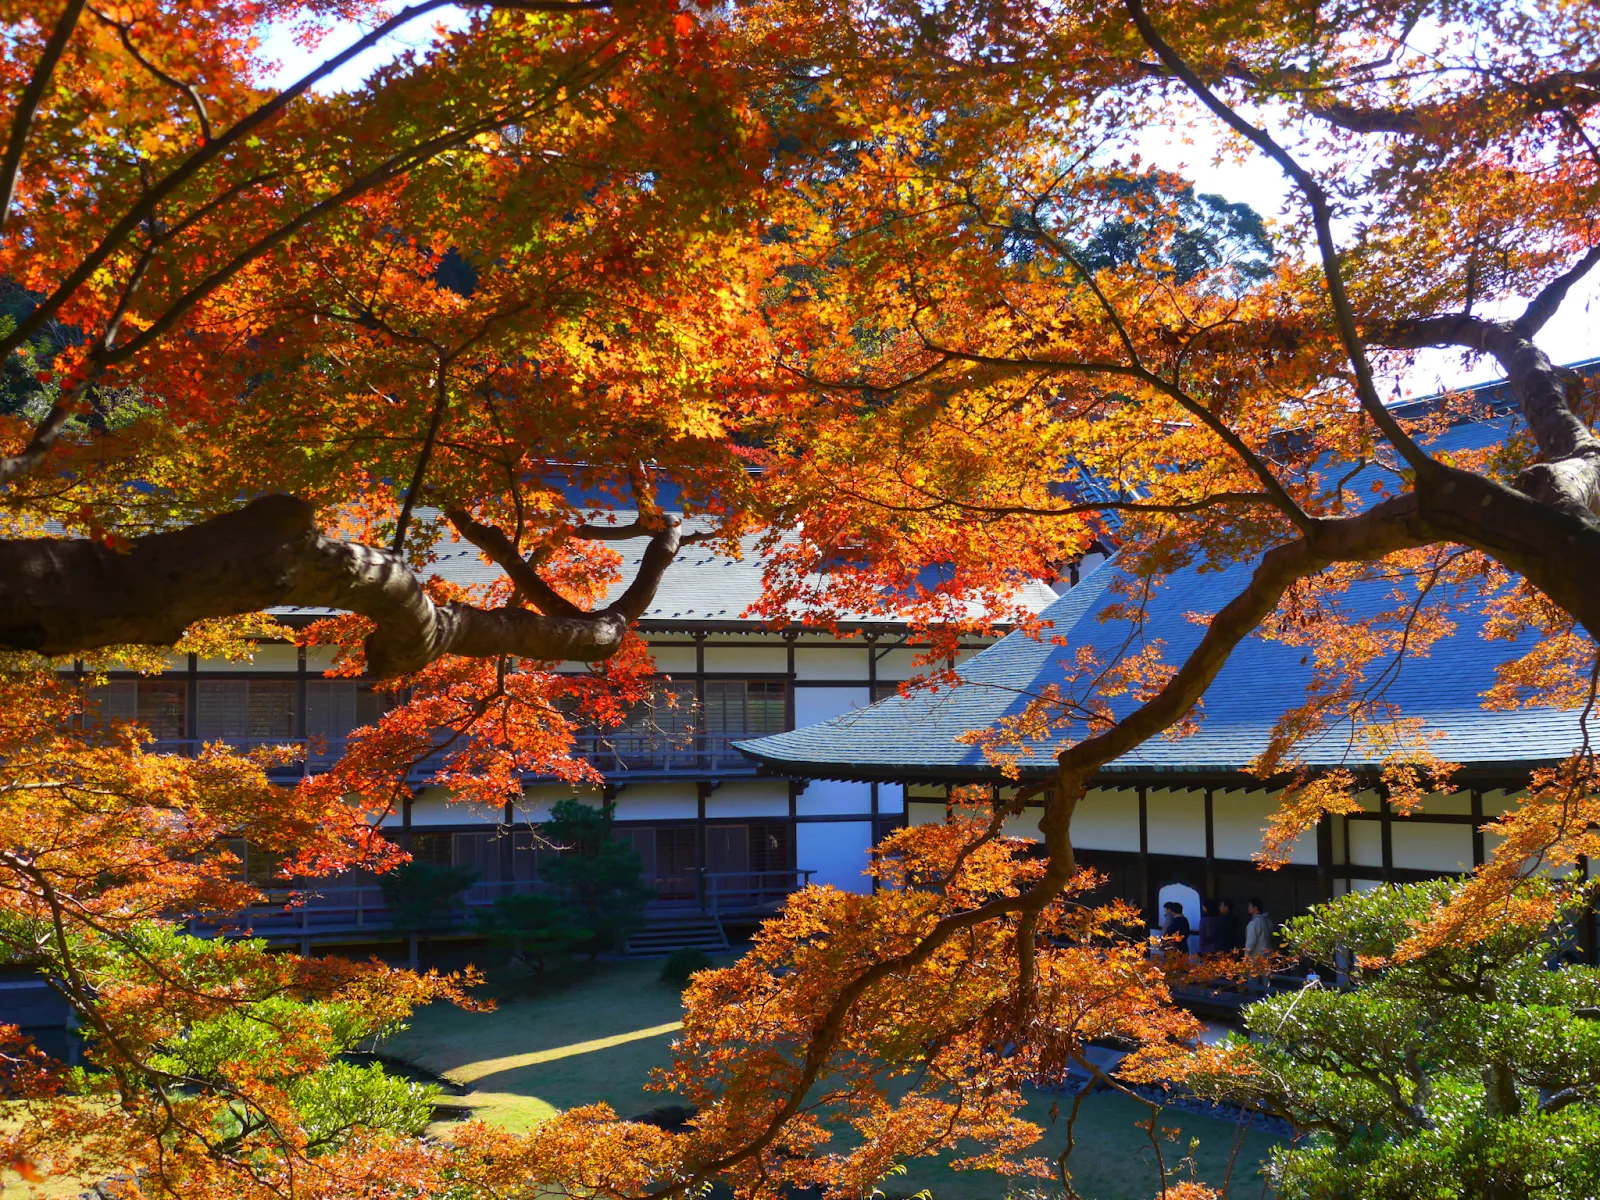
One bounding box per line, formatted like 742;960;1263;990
794;647;870;681
704;645;788;673
1072;788;1140;852
609;782;699;821
643;645;698;674
1212;789;1316;864
199;644;297;672
1348;820;1383;868
1482;789;1523;816
875;649;928;681
1391;822;1474;873
797;821;874;893
878;782;905;814
1145;789;1206;857
706;780;790;818
1001;807;1045;842
304;646;341;674
410;787;502;827
511;785;601;824
796;779;873;816
907;801;944;827
1419;791;1473;816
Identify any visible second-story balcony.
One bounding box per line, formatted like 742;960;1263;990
129;730;765;782
85;676;788;783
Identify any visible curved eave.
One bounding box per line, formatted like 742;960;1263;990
734;742;1564;788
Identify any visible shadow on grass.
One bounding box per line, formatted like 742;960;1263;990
381;958;1283;1200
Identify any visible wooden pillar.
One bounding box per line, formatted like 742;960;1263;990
186;651;199;749
1470;788;1486;867
1203;787;1217;900
1379;788;1394;884
784;631;798;734
696;781;710;910
501;799;516;882
694;631;706;766
1138;785;1151;924
1316;816;1334;902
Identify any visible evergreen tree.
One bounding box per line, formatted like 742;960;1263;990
1185;880;1600;1199
539;800;654;958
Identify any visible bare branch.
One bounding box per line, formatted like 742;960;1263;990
392;361;450;553
90;7;213;142
1122;0;1437;480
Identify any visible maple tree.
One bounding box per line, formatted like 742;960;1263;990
4;0;1600;1196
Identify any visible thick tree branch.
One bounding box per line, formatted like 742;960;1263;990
1053;495;1432;777
1368;311;1600;519
1307;67;1600;139
0;0;87;227
0;495;675;678
1516;246;1600;337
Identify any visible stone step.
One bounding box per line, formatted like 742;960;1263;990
625;914;730;957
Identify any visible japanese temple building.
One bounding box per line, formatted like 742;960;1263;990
75;360;1600;954
737;367;1600;951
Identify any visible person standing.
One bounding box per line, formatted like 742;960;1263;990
1216;898;1242;952
1160;901;1192;957
1244;897;1272;991
1198;899;1222;956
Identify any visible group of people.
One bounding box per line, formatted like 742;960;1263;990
1157;897;1274;974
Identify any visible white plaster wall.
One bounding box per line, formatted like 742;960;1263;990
1348;820;1383;868
705;780;790;819
1350;877;1383;893
704;645;789;673
1001;807;1046;842
198;644;297;672
797;821;874;893
794;646;870;680
878;782;905;814
1211;789;1317;865
515;784;601;823
796;779;874;816
1418;791;1473;816
1482;789;1523;817
1072;788;1140;852
794;686;871;727
609;782;699;821
643;645;698;674
1145;788;1206;857
304;646;341;674
875;648;928;681
410;787;502;827
1390;822;1475;873
907;801;944;827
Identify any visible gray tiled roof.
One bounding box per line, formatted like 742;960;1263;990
737;418;1586;780
273;518;1059;628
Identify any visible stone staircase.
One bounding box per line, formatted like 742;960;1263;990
625;913;730;957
